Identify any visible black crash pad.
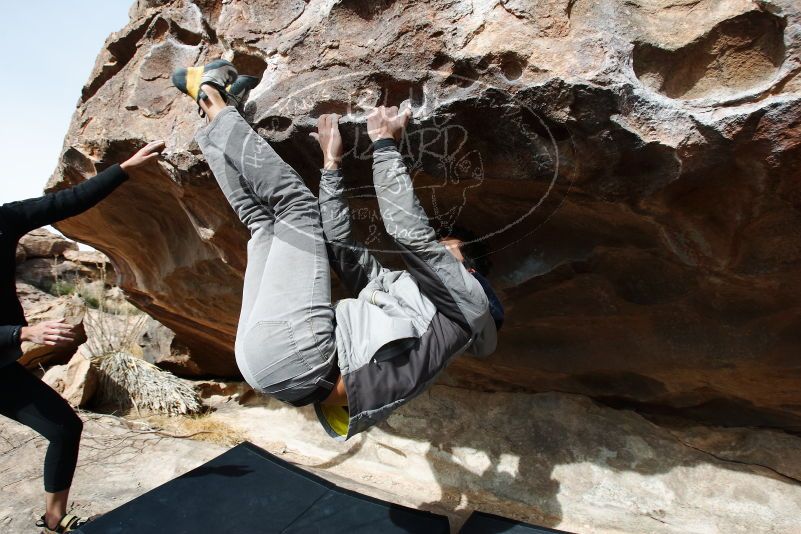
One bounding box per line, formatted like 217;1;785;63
459;511;573;534
77;441;449;534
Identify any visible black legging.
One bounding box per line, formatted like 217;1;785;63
0;363;83;492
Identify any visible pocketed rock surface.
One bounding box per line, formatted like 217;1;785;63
49;1;801;427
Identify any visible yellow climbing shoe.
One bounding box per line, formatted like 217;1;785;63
171;59;238;102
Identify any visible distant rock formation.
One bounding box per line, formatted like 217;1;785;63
48;0;801;429
17;229;105;291
14;229;188;373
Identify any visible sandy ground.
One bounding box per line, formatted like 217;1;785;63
0;412;227;533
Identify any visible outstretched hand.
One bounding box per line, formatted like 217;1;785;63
310;114;344;170
120;140;166;172
367;104;411;143
20;320;76;347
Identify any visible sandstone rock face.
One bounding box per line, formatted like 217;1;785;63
42;352;99;408
50;1;801;428
63;249;114;281
16;258;85;290
18;229;78;259
138;317;174;359
63;248;110;266
16;283;87;369
16;229;111;291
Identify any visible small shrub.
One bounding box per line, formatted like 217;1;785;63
49;280;76;297
82;295;101;309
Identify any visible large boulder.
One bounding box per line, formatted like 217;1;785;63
48;1;801;427
63;249;115;282
15;229;112;292
15;257;92;291
19;228;78;259
42;351;99;408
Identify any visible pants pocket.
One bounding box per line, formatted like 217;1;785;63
241;321;313;393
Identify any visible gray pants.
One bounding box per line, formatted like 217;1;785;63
195;107;336;403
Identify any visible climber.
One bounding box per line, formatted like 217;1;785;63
0;141;165;533
172;59;503;441
311;110;504;437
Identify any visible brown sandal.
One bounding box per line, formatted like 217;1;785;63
36;513;92;533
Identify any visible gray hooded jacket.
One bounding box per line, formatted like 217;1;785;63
315;141;497;439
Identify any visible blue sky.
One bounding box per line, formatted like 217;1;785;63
0;2;131;204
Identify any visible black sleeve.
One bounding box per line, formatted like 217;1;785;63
0;325;21;351
0;164;128;238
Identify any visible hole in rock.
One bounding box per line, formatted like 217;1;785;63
309;100;353;118
430;52;452;72
170;20;203;46
335;0;398;20
610;142;680;200
444;61;479;88
231;50;268;78
632;11;786;99
499;52;526;81
108;18;152;64
366;74;425;108
256;115;292;133
148;17;170;41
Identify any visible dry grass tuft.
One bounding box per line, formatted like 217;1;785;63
77;266;202;416
96;351;202;416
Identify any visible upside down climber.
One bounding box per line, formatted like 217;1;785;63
172;59;504;440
